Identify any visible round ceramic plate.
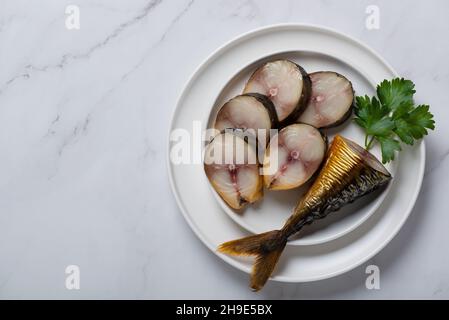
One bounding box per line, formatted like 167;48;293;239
168;24;425;283
206;51;397;246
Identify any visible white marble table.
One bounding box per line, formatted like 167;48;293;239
0;0;448;299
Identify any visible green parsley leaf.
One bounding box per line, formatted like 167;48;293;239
354;95;393;136
393;104;435;145
377;136;401;163
354;78;435;163
377;78;415;111
391;101;414;120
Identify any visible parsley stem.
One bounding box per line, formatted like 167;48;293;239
366;136;375;150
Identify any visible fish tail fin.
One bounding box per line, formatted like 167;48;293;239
218;230;287;291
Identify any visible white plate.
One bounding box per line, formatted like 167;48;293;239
168;24;425;283
207;51;397;245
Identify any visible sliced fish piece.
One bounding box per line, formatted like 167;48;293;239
243;59;311;125
204;131;262;210
214;93;278;142
298;71;354;128
262;123;326;190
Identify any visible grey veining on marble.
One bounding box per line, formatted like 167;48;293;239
0;0;448;299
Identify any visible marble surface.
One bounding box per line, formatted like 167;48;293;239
0;0;448;299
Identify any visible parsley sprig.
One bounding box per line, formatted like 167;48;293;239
354;78;435;163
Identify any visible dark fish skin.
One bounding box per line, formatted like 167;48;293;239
319;77;355;129
241;93;280;129
283;62;312;127
218;135;392;291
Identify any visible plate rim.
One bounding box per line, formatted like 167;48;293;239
167;23;426;283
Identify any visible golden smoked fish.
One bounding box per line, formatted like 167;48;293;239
218;135;392;291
